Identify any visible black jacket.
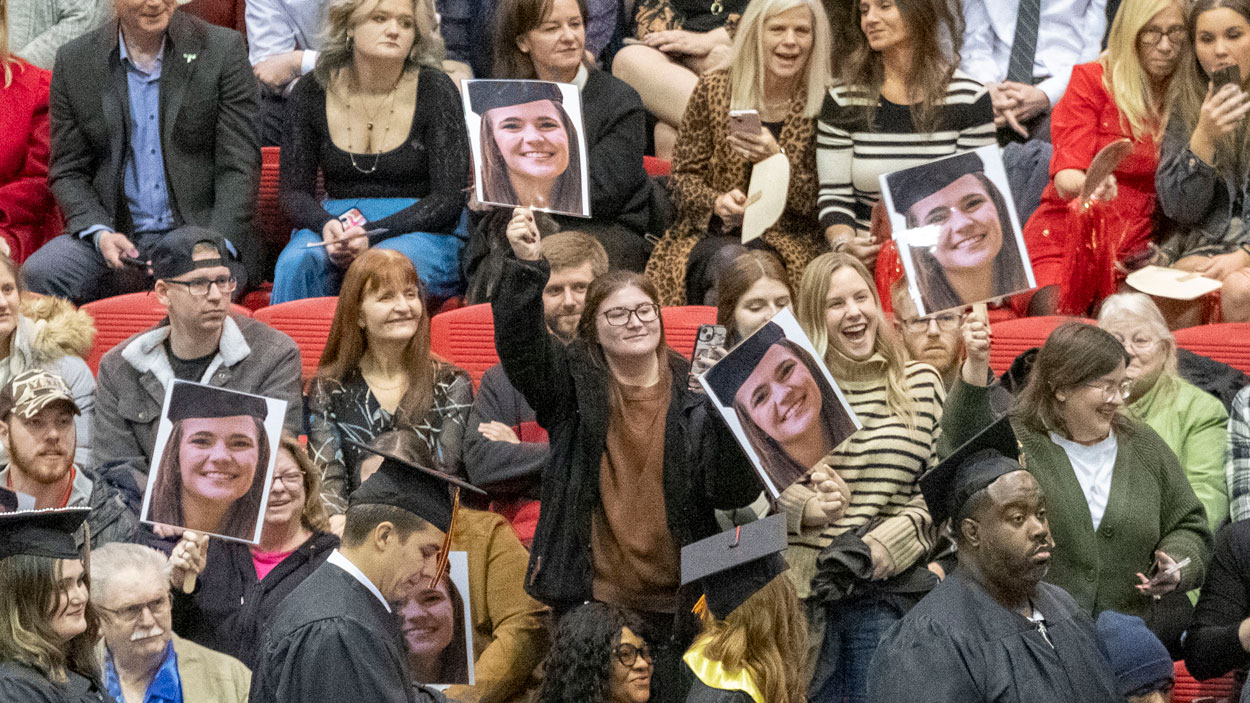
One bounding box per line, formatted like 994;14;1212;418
491;256;761;608
0;663;111;703
172;530;338;670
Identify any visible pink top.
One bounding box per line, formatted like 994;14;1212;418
251;548;294;580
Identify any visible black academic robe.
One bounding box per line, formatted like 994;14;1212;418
684;679;755;703
867;570;1126;703
0;662;113;703
248;559;421;703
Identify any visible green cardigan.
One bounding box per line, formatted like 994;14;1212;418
1129;374;1229;532
941;378;1211;618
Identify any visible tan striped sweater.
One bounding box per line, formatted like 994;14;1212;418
777;353;944;600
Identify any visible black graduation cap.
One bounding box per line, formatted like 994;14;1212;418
886;151;986;216
703;321;785;407
166;381;269;423
345;438;486;533
681;514;789;620
0;507;90;560
919;414;1023;527
467;80;564;115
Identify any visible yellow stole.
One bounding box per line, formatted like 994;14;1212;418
682;643;765;703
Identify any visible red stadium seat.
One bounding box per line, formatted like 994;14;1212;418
662;306;717;359
986;316;1094;376
252;297;339;385
256;147;292;248
1172;659;1237;703
81;293;251;374
1174;323;1250;376
430;303;497;390
178;0;245;32
644;156;672;177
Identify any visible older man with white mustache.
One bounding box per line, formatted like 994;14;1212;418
92;542;251;703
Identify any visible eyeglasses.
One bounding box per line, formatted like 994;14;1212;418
614;642;654;668
98;594;171;622
1139;27;1186;46
164;275;237;297
272;471;303;489
900;311;961;335
1081;379;1132;402
601;303;660;327
1109;333;1159;354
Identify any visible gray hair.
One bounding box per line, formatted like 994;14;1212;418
1096;292;1178;376
89;543;171;607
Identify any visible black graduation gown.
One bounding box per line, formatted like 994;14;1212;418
172;530;338;669
867;570;1126;703
684;679;755;703
0;662;112;703
248;559;420;703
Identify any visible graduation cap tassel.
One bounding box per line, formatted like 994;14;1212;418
428;487;461;589
691;594;709;618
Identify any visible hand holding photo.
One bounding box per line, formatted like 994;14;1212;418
140;382;288;544
881;146;1035;316
462;80;590;217
700;308;860;497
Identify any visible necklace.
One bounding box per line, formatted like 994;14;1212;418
362;367;407;391
711;0;724;14
343;73;403;174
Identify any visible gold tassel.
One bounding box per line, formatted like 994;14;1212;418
428;487;461;588
691;594;708;618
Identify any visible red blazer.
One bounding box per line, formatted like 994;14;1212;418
0;60;58;262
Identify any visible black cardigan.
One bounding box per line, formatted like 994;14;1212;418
490;256;761;608
1186;520;1250;680
172;530;339;670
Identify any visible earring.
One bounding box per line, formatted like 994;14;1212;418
1055;393;1067;402
347;34;354;51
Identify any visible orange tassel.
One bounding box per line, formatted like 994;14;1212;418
429;487;461;588
692;594;709;618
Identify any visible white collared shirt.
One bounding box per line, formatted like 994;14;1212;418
1049;430;1118;530
326;549;391;613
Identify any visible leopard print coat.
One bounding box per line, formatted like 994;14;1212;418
645;70;826;305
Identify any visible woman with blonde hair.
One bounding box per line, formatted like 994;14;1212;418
786;251;944;703
1097;292;1229;531
171;435;340;669
0;0;58;261
308;249;472;516
646;0;833;306
271;0;470;304
1021;0;1186;316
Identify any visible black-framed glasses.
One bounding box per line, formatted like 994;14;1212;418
614;642;653;667
601;303;660;327
97;594;171;622
1081;379;1132;402
272;470;304;489
900;311;961;335
1139;27;1186;46
165;275;237;297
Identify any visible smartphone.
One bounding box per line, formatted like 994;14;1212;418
728;109;762;138
688;324;728;392
1213;64;1241;90
339;208;367;229
120;255;149;270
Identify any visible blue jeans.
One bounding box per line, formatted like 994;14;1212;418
808;599;900;703
271;198;467;303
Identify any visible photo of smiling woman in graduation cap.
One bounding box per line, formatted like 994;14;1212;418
884;149;1033;315
703;316;859;496
144;383;282;543
466;80;588;217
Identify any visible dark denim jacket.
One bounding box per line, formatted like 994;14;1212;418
1156;116;1250;261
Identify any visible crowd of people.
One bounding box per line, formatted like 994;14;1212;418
3;0;1250;702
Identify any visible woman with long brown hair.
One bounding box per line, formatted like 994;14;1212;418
308;249;472;517
494;221;761;703
715;251;794;345
0;508;108;702
816;0;995;271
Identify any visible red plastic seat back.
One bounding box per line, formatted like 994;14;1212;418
1174;323;1250;376
1172;659;1237;703
430;303;497;390
643;156;672;177
662;306;717;359
252;297;339;385
81;293;251;374
986;316;1095;376
256;147;292;247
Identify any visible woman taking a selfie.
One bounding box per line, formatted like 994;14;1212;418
816;0;994;272
272;0;470;304
645;0;833;306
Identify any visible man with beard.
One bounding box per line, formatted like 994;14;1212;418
92;226;302;475
92;542;251;703
890;279;965;390
0;368;142;548
463;230;608;546
867;417;1124;703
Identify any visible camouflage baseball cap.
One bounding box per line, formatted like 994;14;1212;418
0;370;80;420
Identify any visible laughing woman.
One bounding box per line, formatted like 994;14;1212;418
787;252;945;703
645;0;834;306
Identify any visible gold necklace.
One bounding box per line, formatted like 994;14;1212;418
343;74;403;174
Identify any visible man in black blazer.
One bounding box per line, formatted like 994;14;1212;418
25;1;260;304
